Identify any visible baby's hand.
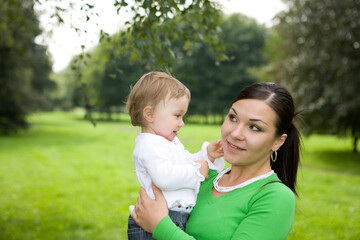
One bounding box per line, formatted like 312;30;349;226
207;139;224;162
195;160;209;179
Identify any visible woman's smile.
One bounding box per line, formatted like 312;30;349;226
226;140;245;152
221;99;282;167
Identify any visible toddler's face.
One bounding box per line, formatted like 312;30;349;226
150;95;189;141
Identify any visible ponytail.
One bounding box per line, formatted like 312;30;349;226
271;123;301;196
233;82;302;196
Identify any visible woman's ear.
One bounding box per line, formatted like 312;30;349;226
272;134;287;152
143;106;154;123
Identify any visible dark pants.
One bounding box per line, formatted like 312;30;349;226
127;210;190;240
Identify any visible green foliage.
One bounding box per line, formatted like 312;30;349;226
82;33;143;115
49;70;80;110
38;0;226;69
174;13;266;117
0;0;229;134
59;13;266;122
262;0;360;152
115;0;226;69
0;0;54;134
0;112;359;239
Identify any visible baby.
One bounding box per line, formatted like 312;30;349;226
126;72;224;239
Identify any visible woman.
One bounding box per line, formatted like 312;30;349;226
131;82;301;239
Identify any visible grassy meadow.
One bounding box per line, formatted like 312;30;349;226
0;111;359;239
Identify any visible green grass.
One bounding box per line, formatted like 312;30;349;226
0;112;359;239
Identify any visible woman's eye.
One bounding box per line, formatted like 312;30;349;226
250;125;261;132
229;114;237;122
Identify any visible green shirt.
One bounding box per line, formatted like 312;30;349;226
153;169;295;240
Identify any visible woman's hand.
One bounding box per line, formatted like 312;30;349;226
131;183;169;233
207;139;224;162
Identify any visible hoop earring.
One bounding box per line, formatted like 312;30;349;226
271;150;277;162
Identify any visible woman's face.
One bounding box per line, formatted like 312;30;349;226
221;99;286;168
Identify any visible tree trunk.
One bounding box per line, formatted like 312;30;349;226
107;110;112;121
353;136;358;153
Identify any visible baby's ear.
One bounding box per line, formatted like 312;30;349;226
143;106;154;123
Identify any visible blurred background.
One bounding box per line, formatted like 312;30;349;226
0;0;359;239
1;0;359;147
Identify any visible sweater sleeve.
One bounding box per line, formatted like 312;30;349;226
181;141;225;173
153;216;195;240
139;138;204;191
230;183;295;240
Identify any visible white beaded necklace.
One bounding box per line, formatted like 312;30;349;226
213;167;274;193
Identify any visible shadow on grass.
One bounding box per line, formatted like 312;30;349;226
74;116;132;124
303;150;360;176
0;120;101;150
0;216;96;240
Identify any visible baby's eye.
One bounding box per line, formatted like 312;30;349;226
228;114;237;122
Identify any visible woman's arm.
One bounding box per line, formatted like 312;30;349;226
132;184;196;240
131;184;168;233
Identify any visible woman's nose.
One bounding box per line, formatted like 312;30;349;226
231;124;245;140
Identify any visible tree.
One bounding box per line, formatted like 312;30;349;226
30;44;56;110
263;0;360;152
59;13;266;124
82;32;143;119
174;13;266;120
120;0;227;69
34;0;230;125
36;0;227;70
0;0;54;134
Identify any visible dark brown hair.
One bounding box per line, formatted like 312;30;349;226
232;82;301;195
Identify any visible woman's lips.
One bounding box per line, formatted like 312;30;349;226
227;141;245;152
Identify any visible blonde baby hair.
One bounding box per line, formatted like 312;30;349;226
126;71;190;126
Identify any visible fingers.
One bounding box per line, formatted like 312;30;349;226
131;205;137;219
204;160;209;169
132;192;144;224
152;183;163;200
217;140;223;149
205;161;209;178
139;187;147;199
137;194;141;208
152;183;169;211
218;140;223;148
217;140;224;154
139;187;152;205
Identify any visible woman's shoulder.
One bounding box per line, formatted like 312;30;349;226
208;168;221;179
199;169;221;188
255;176;295;203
